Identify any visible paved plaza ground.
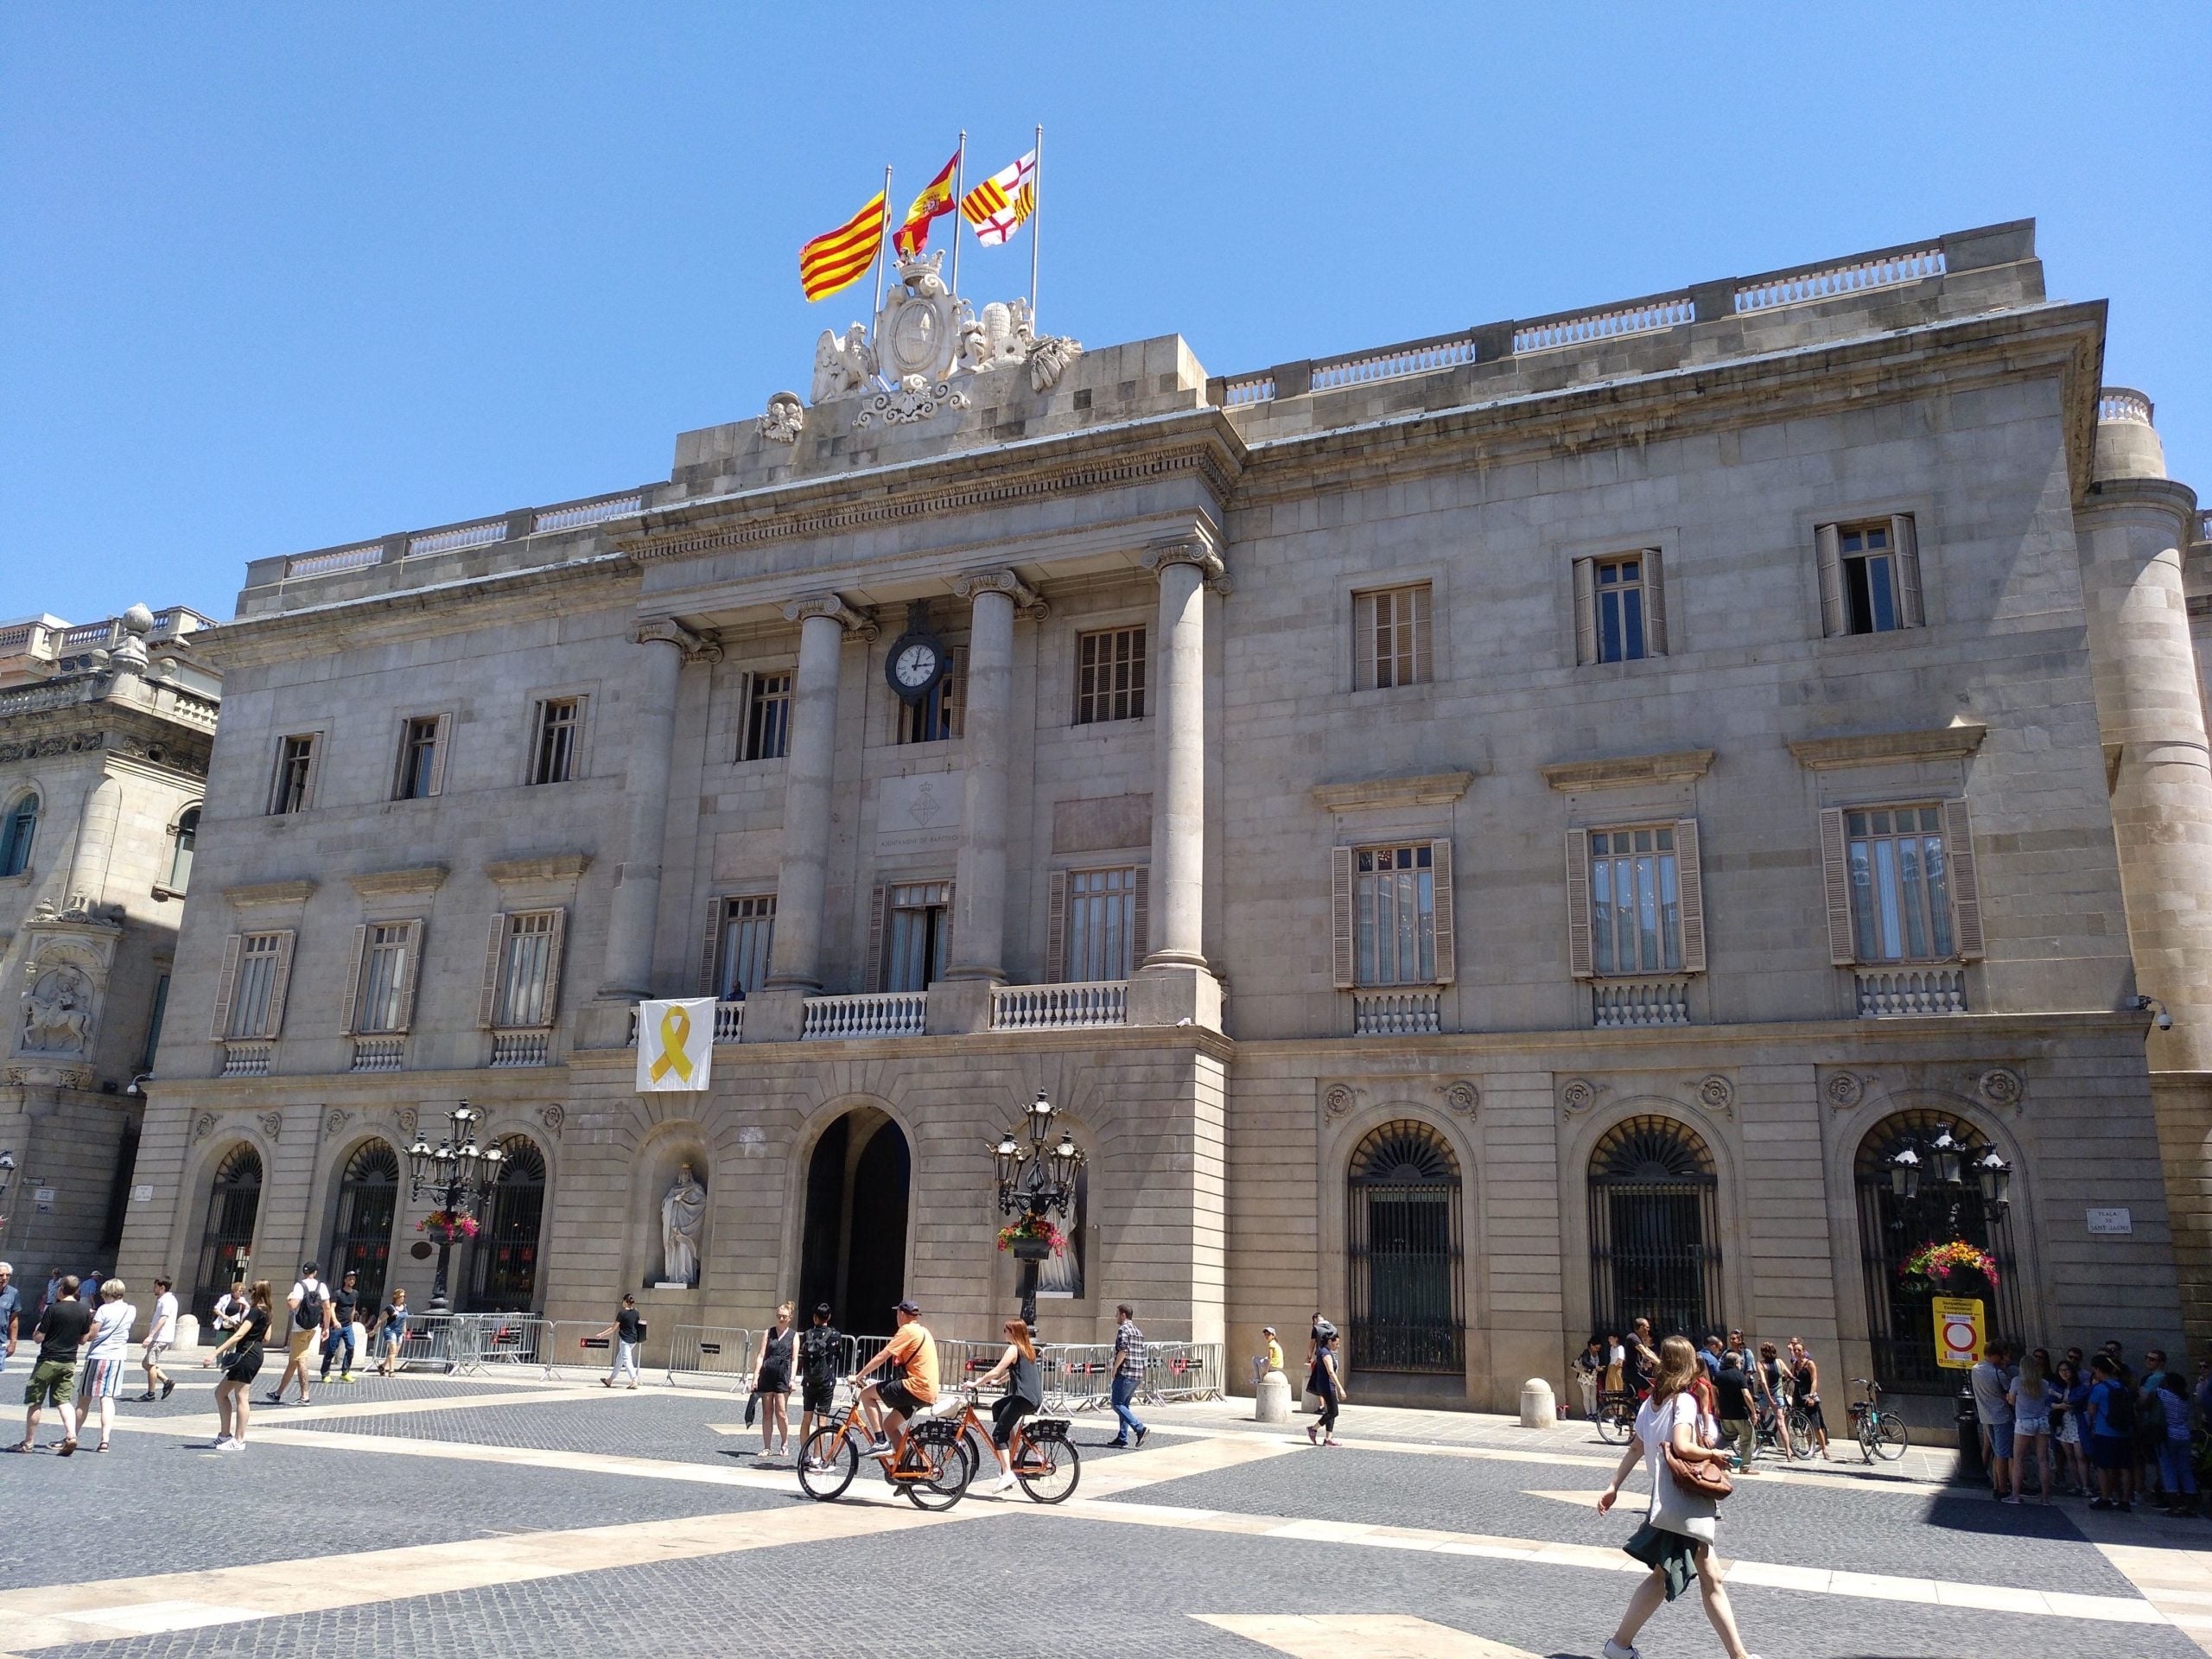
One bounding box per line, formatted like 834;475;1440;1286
4;1368;2212;1658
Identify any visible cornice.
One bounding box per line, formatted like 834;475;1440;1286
348;866;448;897
1313;770;1476;811
1541;749;1714;791
485;853;592;885
224;879;317;906
1787;723;1986;771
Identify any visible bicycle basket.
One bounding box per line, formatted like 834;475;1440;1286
1022;1417;1071;1443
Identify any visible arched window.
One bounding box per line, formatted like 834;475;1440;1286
468;1136;547;1312
1587;1115;1721;1343
1854;1110;2023;1393
328;1141;400;1307
192;1145;262;1320
167;804;200;893
1347;1121;1465;1373
0;793;36;878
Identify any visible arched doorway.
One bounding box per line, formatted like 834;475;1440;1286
1346;1121;1464;1373
327;1141;400;1307
192;1145;262;1328
799;1109;910;1338
1587;1115;1721;1342
468;1136;547;1312
1855;1110;2024;1393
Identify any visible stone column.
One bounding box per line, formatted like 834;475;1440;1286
1141;542;1224;970
944;570;1040;984
765;595;873;992
67;772;122;912
597;618;716;1000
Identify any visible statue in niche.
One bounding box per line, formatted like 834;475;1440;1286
659;1161;708;1287
21;965;93;1055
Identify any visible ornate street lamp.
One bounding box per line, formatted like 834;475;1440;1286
1885;1122;2011;1231
1886;1145;1922;1201
990;1090;1085;1332
0;1148;15;1234
406;1103;505;1313
1972;1147;2013;1211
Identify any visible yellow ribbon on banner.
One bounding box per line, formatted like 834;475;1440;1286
649;1003;695;1084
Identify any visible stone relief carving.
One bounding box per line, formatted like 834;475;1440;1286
758;391;805;444
1560;1077;1599;1115
1322;1084;1355;1121
1978;1068;2024;1110
854;374;970;429
1025;330;1083;392
397;1104;420;1141
1695;1075;1735;1118
191;1111;217;1144
540;1103;565;1139
325;1108;352;1140
1825;1071;1865;1110
957;299;1033;373
811;323;878;403
19;965;92;1055
1441;1080;1479;1117
257;1111;283;1141
874;252;963;385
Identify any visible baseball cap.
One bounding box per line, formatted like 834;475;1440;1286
1262;1325;1276;1335
893;1299;920;1314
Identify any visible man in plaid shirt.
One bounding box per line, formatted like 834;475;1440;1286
1109;1302;1148;1448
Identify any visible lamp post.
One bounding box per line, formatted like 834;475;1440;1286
405;1103;505;1314
0;1148;15;1236
1885;1121;2011;1236
990;1091;1085;1332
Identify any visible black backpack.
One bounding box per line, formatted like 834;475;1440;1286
2102;1379;2135;1433
295;1281;325;1332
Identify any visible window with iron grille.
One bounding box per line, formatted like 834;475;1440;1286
495;912;560;1029
1590;827;1681;975
531;697;582;784
1352;584;1433;690
1346;1121;1464;1373
327;1141;399;1307
717;895;776;1000
228;933;286;1039
1357;844;1435;986
354;924;416;1033
1075;626;1146;724
394;715;443;800
1586;1115;1722;1344
742;672;791;761
192;1145;262;1323
468;1137;547;1313
270;735;318;814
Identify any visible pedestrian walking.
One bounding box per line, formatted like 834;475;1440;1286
40;1268;61;1319
975;1317;1045;1494
1700;1335;1724;1379
79;1269;103;1308
593;1294;642;1388
318;1271;361;1385
1107;1302;1148;1449
2154;1370;2198;1516
0;1262;19;1378
796;1303;842;1460
75;1280;136;1452
266;1261;327;1406
1574;1337;1605;1420
1595;1334;1759;1659
1785;1338;1831;1460
1752;1342;1795;1462
1714;1349;1757;1472
749;1302;796;1462
10;1274;91;1455
2052;1357;2089;1495
137;1276;179;1402
1969;1339;2015;1500
211;1280;247;1338
205;1280;272;1452
2007;1349;2057;1503
373;1287;410;1376
1627;1318;1661;1398
1306;1321;1345;1446
2085;1353;2135;1511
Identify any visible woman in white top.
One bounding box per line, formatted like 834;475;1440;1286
1596;1333;1759;1659
76;1280;137;1453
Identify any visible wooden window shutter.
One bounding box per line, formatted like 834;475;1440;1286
1564;829;1594;978
542;908;569;1021
1815;524;1844;638
264;930;297;1039
1573;559;1597;666
1411;584;1433;684
1429;837;1456;985
478;912;508;1028
209;933;243;1039
1331;846;1357;988
1351;592;1375;690
1891;514;1924;627
1674;817;1707;974
426;715;451;797
1046;870;1069;983
393;919;423;1033
947;647;968;739
1819;808;1856;965
1643;549;1668;656
339;924;368;1035
1942;798;1985;960
1131;866;1150;964
866;885;889;992
697;897;724;995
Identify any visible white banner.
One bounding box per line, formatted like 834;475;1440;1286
635;997;715;1093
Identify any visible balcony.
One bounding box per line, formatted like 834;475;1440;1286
1855;968;1967;1017
990;982;1128;1032
1351;989;1442;1036
490;1030;553;1067
714;1001;745;1044
349;1036;406;1073
802;992;926;1039
1592;978;1691;1028
219;1041;272;1077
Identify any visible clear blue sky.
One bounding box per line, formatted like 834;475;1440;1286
4;5;2206;624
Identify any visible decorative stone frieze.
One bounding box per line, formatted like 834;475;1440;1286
1786;723;1987;771
1541;749;1715;791
1313;771;1476;812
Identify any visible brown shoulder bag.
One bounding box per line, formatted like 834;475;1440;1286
1665;1441;1734;1501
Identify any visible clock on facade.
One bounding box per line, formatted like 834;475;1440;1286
885;630;945;702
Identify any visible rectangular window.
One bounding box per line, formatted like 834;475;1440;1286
718;896;776;1000
229;932;285;1039
1589;826;1681;974
1596;556;1648;663
1065;867;1137;981
496;911;561;1028
897;653;964;745
742;672;792;761
886;881;951;991
1353;585;1433;690
270;735;318;814
1075;627;1147;724
531;698;582;785
1818;516;1923;638
1847;806;1954;963
355;923;416;1033
143;973;169;1070
394;715;442;800
1355;844;1436;986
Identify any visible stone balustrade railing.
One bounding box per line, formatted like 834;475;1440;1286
714;1001;745;1044
409;518;510;558
990;982;1128;1031
1855;968;1967;1017
802;991;926;1039
1311;334;1483;391
1514;295;1696;355
349;1036;406;1073
2098;387;2154;425
1731;245;1944;314
286;543;384;580
535;494;642;533
1351;988;1442;1035
490;1030;553;1067
221;1041;273;1077
1592;978;1691;1027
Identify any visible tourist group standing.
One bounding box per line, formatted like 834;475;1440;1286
1971;1338;2202;1514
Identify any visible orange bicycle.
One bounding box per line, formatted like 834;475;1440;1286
796;1381;971;1510
944;1385;1082;1503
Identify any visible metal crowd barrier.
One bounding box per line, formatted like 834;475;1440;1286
1042;1343;1117;1412
664;1325;755;1389
389;1312;551;1376
538;1319;624;1382
1143;1340;1225;1402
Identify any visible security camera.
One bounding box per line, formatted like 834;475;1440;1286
2159;1012;2175;1031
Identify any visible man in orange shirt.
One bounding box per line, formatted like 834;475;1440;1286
855;1299;938;1452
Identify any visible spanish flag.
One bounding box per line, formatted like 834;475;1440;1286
799;190;887;302
893;149;961;259
960;149;1036;247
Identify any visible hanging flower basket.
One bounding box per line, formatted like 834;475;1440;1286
417;1211;480;1244
996;1216;1065;1259
1898;1239;1997;1299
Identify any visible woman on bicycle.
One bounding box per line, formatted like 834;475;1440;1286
1307;1324;1346;1446
1754;1341;1796;1461
972;1317;1046;1495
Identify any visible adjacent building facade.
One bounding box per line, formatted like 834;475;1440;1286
115;219;2210;1414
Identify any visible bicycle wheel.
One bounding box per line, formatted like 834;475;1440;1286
960;1422;991;1487
1594;1400;1633;1445
797;1425;858;1500
1014;1434;1081;1504
1870;1414;1909;1461
1785;1408;1815;1459
903;1427;972;1511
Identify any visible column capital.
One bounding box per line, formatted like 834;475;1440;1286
781;593;880;641
632;615;722;664
950;567;1047;620
1141;540;1230;596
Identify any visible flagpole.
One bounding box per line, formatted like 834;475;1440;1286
949;131;967;302
871;163;893;332
1028;125;1043;329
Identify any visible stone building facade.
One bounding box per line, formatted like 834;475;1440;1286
115;219;2209;1414
0;605;219;1288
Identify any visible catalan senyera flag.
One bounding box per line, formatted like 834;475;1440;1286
959;149;1037;246
893;149;961;258
799;190;887;302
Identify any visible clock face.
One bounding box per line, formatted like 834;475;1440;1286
893;640;940;690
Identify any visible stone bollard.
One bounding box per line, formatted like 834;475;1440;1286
1255;1368;1292;1424
173;1314;200;1350
1519;1376;1557;1429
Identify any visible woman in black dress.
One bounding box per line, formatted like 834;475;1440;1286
1306;1322;1346;1446
205;1280;272;1452
751;1302;797;1463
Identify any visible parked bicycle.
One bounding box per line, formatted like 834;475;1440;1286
1593;1388;1640;1445
943;1385;1081;1503
1846;1376;1909;1462
1754;1398;1815;1462
795;1382;971;1510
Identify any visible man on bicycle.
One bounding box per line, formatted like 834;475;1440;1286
854;1299;938;1452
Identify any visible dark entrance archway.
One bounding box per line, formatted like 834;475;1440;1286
798;1109;910;1338
192;1145;262;1332
327;1141;400;1307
